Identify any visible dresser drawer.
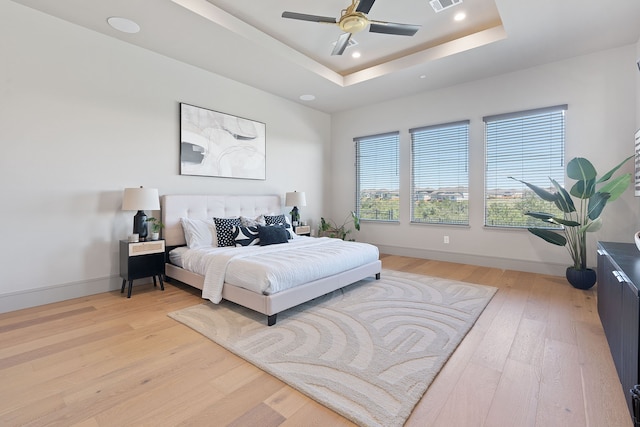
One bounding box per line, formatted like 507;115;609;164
128;240;165;256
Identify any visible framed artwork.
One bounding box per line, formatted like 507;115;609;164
180;103;266;180
636;128;640;196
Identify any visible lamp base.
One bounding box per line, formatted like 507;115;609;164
133;210;148;241
290;206;300;226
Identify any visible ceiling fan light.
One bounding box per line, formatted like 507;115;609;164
339;13;368;33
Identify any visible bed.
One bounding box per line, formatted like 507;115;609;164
161;194;382;325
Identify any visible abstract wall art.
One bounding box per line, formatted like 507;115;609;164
180;103;266;180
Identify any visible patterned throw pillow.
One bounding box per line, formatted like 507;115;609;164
213;217;242;247
264;214;289;227
232;226;260;247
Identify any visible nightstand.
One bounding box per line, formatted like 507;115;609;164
293;225;311;236
119;239;165;298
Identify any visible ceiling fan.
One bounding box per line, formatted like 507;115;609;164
282;0;420;56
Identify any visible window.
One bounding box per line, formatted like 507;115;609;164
410;121;469;225
484;105;567;228
355;132;400;222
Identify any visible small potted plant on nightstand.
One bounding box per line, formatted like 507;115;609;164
146;217;164;240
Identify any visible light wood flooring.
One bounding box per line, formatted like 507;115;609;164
0;255;632;426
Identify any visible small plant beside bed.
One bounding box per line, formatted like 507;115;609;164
319;212;360;241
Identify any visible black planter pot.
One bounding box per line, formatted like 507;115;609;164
565;267;597;290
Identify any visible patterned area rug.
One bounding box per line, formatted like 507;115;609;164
168;269;497;427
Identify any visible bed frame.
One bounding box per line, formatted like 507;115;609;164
161;194;381;325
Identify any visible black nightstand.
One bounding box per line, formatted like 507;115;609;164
119;239;165;298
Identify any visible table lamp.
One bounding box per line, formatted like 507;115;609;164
122;186;160;241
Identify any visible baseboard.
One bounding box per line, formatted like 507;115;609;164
1;247;564;314
0;275;152;314
375;243;567;277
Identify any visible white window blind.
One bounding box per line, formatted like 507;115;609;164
484;105;567;228
410;121;469;225
355;132;400;222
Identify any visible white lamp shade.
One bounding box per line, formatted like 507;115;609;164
285;191;306;207
122;187;160;211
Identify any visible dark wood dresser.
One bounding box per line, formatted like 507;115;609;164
597;241;640;421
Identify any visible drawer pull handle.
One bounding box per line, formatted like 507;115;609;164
613;271;626;283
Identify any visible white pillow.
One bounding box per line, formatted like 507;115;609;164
283;215;298;239
180;218;217;248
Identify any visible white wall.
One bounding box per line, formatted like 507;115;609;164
331;45;639;275
2;3;638;313
0;2;330;312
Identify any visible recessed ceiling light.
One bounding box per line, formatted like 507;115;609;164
107;17;140;34
454;12;466;21
352;51;361;59
300;94;316;101
420;75;427;79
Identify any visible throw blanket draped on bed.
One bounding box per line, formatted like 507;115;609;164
179;237;379;303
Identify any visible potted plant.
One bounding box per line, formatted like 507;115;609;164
510;155;633;289
319;212;360;241
146;217;164;241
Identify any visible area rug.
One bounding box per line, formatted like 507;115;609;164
168;269;497;427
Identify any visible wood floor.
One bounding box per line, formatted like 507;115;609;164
0;255;632;426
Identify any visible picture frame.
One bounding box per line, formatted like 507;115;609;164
635;129;640;196
180;103;266;180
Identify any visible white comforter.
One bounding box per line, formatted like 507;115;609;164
178;237;379;303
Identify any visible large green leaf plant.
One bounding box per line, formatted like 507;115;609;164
510;156;633;270
319;212;360;241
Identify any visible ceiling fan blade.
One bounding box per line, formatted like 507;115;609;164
282;11;337;24
355;0;376;14
331;32;352;56
369;21;420;36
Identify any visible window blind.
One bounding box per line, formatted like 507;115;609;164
410;121;469;225
355;132;400;222
484;105;567;227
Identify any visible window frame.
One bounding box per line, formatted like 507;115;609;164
355;131;400;223
483;104;567;229
409;120;470;226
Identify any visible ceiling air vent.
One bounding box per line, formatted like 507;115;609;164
429;0;462;13
332;38;359;48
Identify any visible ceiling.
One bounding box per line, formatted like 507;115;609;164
9;0;640;113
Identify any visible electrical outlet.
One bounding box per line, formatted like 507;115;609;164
444;236;449;244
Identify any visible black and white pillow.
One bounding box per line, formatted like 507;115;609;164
232;226;260;247
264;214;289;227
213;217;242;247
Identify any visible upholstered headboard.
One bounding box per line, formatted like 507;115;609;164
161;194;282;247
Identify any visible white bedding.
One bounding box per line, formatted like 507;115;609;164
175;237;380;304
